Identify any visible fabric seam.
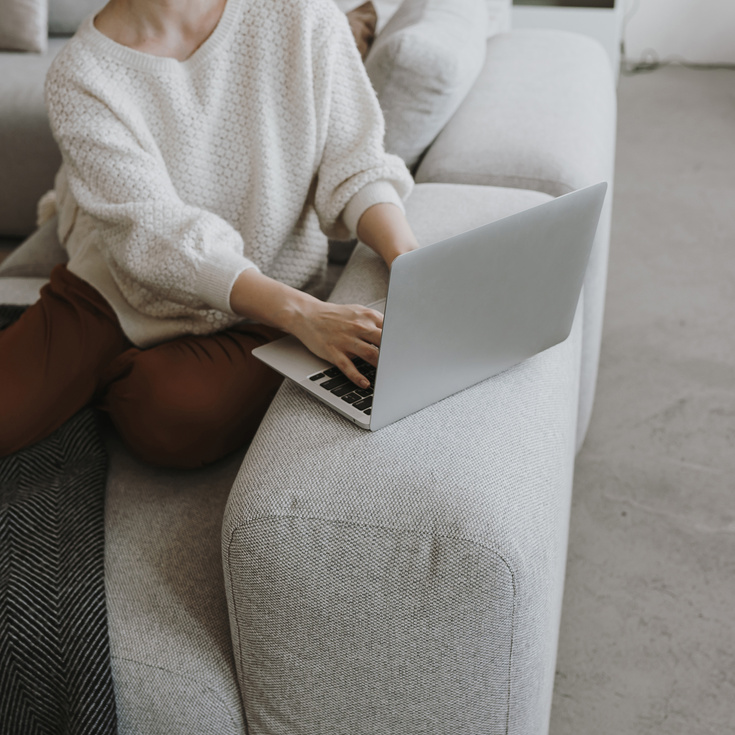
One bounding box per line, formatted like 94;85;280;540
111;655;240;730
416;169;576;197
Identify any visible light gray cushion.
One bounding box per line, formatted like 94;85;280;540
49;0;104;35
0;276;48;304
0;216;68;278
0;0;46;53
0;39;66;237
104;431;246;734
416;29;617;449
415;30;616;195
223;184;578;734
365;0;488;169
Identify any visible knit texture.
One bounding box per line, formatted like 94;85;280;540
45;0;413;347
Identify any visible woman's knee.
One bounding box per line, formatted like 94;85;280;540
101;346;282;468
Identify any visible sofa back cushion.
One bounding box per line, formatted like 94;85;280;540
49;0;103;36
364;0;488;170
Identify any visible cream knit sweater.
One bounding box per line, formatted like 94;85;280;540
45;0;413;347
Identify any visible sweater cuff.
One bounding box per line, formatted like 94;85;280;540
197;250;260;315
342;181;406;240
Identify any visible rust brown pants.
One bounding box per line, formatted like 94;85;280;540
0;265;284;468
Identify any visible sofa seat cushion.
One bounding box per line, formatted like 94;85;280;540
415;29;616;196
0;215;68;279
222;183;578;734
103;432;246;734
0;276;48;304
0;38;66;236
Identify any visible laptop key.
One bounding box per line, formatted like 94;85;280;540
321;375;350;391
354;397;373;411
309;372;325;381
324;367;342;378
332;383;356;397
340;392;361;404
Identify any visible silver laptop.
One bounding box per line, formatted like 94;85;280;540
253;182;607;431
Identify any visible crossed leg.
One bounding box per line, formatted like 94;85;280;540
99;322;284;468
0;265;284;468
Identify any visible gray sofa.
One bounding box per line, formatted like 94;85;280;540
0;2;616;732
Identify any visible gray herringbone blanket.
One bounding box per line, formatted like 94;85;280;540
0;305;117;734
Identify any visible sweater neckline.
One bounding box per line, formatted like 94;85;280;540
79;0;242;73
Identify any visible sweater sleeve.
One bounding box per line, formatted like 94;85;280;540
311;6;413;242
44;63;257;316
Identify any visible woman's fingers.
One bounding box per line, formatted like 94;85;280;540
291;302;385;387
319;309;380;386
334;354;371;389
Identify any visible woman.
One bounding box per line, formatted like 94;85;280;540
0;0;418;467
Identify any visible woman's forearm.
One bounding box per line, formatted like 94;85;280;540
229;267;315;332
355;202;419;268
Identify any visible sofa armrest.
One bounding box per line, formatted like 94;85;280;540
222;184;582;735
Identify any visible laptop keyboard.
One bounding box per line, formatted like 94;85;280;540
308;357;374;415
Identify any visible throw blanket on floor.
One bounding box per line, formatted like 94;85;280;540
0;305;117;734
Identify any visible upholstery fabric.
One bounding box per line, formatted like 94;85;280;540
0;276;48;304
0;215;68;278
416;29;617;449
103;432;246;733
0;39;65;236
0;0;46;52
223;184;579;734
364;0;488;169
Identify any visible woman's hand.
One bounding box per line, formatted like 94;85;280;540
288;301;382;388
230;268;381;387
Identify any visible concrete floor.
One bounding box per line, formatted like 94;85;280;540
550;67;735;734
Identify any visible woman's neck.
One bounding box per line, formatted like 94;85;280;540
94;0;227;61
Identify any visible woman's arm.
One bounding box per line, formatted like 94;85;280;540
229;202;419;388
309;4;414;243
230;270;382;389
355;202;419;269
45;63;255;317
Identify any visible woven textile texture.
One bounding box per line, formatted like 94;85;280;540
102;433;246;734
0;305;116;735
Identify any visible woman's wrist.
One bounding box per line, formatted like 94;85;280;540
230;267;318;332
381;238;419;269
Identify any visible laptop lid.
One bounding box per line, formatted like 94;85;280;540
368;182;607;430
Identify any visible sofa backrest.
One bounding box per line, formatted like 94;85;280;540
49;0;104;36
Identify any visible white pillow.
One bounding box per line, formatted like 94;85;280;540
364;0;489;169
0;0;47;52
